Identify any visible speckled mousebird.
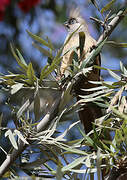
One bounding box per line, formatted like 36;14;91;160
60;8;102;133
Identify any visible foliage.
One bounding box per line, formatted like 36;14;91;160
0;0;127;180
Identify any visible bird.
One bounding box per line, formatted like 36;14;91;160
59;8;102;134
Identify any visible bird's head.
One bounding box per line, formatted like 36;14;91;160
64;8;89;34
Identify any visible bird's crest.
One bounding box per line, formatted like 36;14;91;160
69;8;82;19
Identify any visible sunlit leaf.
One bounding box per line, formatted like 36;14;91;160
106;41;127;48
61;156;86;172
78;127;96;149
27;62;36;84
5;129;18;150
26;30;54;50
108;69;121;81
81;38;107;69
10;44;28;72
14;130;29;144
120;61;127;75
16;49;27;66
101;0;116;14
11;83;24;94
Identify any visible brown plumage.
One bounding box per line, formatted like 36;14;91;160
60;8;102;133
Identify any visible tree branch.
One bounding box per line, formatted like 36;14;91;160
0;7;127;178
0;97;60;177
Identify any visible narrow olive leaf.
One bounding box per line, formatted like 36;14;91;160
59;82;73;112
108;69;121;81
5;129;18;150
110;138;117;153
27;62;36;84
46;36;55;50
93;65;119;72
11;83;24;94
79;31;85;57
17;99;30;119
61;145;87;155
10;44;28;72
40;65;49;82
97;148;101;180
62;157;86;172
120;61;127;75
79;95;106;103
107;86;124;113
32;42;54;59
40;48;63;81
26;30;54;50
111;106;127;120
56;121;80;141
90;0;100;11
34;80;40;121
106;41;127;48
69;169;96;173
101;0;116;14
0;114;3;136
81;85;107;92
81;38;107;69
16;49;27;66
80;89;112;99
78;127;96;149
85;156;91;168
14;130;29;144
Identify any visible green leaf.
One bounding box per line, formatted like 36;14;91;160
81;38;107;69
16;49;27;66
32;42;54;59
106;41;127;48
46;36;55;50
40;48;63;81
93;65;119;72
5;129;18;150
61;156;86;172
27;62;36;84
17;99;31;119
101;0;116;14
10;44;28;72
34;80;41;121
78;127;97;149
40;65;49;82
26;30;54;50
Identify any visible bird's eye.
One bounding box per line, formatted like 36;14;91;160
69;18;77;25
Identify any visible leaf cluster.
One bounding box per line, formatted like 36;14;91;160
1;1;127;179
